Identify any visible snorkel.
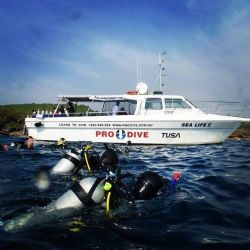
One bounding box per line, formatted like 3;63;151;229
168;172;181;190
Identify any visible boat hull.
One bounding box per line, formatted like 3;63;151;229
25;117;242;145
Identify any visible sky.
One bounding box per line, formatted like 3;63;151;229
0;0;250;104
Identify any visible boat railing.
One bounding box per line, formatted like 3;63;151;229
53;111;113;117
83;111;128;116
85;111;112;116
193;101;250;117
31;110;130;118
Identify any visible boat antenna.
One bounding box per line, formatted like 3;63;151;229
152;51;167;94
137;55;142;83
137;55;139;83
159;51;166;94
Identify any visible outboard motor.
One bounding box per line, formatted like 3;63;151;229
51;149;82;175
132;171;164;200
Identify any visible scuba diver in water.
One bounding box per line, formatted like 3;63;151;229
47;137;67;149
49;143;119;176
25;136;34;149
55;138;67;149
0;144;9;151
37;143;181;213
4;165;181;233
3;143;181;233
100;169;181;213
38;138;69;151
0;136;34;151
35;143;120;190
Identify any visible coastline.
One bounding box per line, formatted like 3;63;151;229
228;129;250;140
0;130;25;137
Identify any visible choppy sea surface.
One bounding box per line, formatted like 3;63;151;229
0;135;250;250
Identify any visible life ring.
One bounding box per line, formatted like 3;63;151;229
126;90;138;95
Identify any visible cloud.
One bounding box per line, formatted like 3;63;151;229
165;2;250;103
87;40;159;91
1;0;250;106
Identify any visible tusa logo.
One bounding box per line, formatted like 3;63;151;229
96;130;149;139
162;132;181;138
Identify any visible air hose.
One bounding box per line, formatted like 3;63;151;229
84;144;92;172
104;181;112;215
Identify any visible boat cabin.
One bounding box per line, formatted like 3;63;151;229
50;94;197;117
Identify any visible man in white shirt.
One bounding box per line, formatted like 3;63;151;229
112;101;119;115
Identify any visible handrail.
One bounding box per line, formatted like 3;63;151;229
192;101;250;117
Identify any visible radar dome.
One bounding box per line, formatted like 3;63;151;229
136;82;148;95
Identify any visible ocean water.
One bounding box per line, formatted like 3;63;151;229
0;135;250;249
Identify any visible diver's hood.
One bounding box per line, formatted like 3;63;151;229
100;149;119;171
132;171;164;200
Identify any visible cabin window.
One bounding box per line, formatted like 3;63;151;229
165;98;191;109
125;100;137;114
102;100;137;115
145;98;163;110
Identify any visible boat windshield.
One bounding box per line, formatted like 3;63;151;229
145;98;163;110
185;99;198;108
165;98;192;109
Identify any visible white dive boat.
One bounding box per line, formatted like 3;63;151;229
25;54;250;145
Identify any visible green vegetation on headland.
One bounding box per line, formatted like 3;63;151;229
228;122;250;139
0;103;88;135
0;104;55;133
0;104;250;139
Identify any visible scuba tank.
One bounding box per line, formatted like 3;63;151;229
54;143;119;174
3;177;105;233
34;149;83;191
34;144;120;191
55;177;104;209
51;149;82;175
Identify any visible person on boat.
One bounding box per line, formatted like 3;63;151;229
60;105;65;115
64;107;69;117
112;101;120;115
67;101;75;114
